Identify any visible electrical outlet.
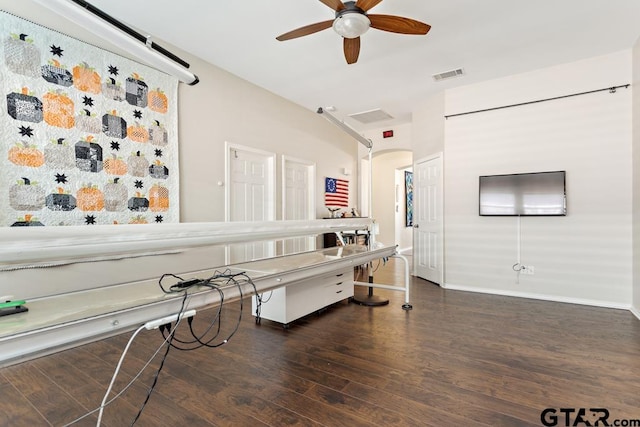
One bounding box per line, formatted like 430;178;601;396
522;265;535;275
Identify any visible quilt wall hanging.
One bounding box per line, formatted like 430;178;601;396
0;11;179;227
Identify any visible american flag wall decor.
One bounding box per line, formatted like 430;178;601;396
325;177;349;207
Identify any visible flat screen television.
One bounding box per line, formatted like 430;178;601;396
479;171;566;216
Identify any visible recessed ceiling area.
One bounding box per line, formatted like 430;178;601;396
88;0;640;130
349;108;394;124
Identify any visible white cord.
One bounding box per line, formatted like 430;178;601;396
96;324;146;426
62;316;182;427
63;299;192;427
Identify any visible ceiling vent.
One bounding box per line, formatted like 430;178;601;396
432;68;465;82
348;108;394;124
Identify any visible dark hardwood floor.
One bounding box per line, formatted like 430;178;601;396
1;257;640;426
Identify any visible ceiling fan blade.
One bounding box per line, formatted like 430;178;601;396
276;20;334;41
355;0;383;12
319;0;345;11
368;14;431;35
343;37;360;64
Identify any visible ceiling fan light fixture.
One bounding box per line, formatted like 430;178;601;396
333;12;370;39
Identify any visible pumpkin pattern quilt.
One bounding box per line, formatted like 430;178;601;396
0;11;179;226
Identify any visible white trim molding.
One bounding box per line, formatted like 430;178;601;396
444;282;632;312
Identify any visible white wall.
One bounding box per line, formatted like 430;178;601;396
0;2;359;299
443;51;633;308
412;92;445;160
360;122;413;158
633;38;640;318
371;151;412;248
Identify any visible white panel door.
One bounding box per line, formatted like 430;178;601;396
227;144;275;263
414;154;443;284
282;157;315;254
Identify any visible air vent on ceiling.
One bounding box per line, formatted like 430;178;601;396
348;109;394;124
432;68;465;82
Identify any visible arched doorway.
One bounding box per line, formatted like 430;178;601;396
363;149;412;252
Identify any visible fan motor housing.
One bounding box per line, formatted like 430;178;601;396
336;1;366;18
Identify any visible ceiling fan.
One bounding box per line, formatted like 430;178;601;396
276;0;431;64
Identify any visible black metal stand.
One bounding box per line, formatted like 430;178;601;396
352;264;389;306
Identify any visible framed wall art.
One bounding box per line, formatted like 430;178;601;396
405;170;413;227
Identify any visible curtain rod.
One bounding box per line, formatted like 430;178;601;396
444;84;630;119
32;0;199;84
69;0;190;69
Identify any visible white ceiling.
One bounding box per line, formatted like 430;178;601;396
89;0;640;130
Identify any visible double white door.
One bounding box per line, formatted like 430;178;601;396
227;145;315;263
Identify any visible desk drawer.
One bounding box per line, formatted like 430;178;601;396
255;267;353;324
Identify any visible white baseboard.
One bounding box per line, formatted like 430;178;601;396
631;306;640;321
443;282;631;311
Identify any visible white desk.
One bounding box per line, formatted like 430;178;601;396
253;265;354;327
0;244;397;367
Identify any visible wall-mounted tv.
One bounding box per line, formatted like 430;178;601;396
479;171;566;216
